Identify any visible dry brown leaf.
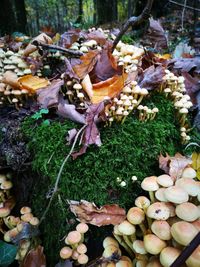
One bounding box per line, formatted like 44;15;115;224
91;74;127;104
169;153;192;181
18;75;50;93
2;71;20;89
20;245;46;267
81;74;93;99
68;200;126;227
73;50;99;79
159;153;170;174
23;33;53;57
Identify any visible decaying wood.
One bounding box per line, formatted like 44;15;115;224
112;0;154;52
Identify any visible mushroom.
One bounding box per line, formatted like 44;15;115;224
0;206;11;217
65;230;82;246
1;180;13;190
30;217;40;226
175;178;199;197
102;244;121;258
60;246;72;259
127;207;146;234
164;185;189;203
77;243;87;254
20;206;31;214
157;174;173;187
103;236;119;248
181;167;196;179
171;221;198;246
135;196;151;211
21;212;34;222
147;202;170;220
164;202;176;217
146;258;162;267
155;188;168;202
118;220;136;247
191;219;200;231
76;222;89;234
151;220;171;240
141;176;159;203
116;259;132;267
144;234;167;255
186;245;200;267
175;202;199;222
132;240;147;254
159;247;181;267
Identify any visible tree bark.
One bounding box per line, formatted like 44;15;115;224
0;0;17;35
14;0;27;33
76;0;83;23
96;0;118;24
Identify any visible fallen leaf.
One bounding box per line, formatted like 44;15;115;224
66;129;78;145
81;74;93;99
20;245;46;267
146;18;168;50
68;200;126;227
23;33;52;57
73;50;99;79
87;30;107;46
182;72;200;104
0;240;18;267
91;75;127;104
90;43;122;83
60;29;86;48
138;65;165;90
72;103;104;159
57;100;86;124
19;75;50;93
171;57;200;74
23;56;43;75
37;79;64;108
64;58;80;80
159;153;171;174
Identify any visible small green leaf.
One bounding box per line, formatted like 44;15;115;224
0;241;18;267
40;108;49;115
42;119;50;126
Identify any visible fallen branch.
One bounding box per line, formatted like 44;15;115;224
112;0;154;52
32;40;83;57
168;0;200;12
39;124;87;224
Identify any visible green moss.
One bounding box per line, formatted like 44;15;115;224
22;93;183;265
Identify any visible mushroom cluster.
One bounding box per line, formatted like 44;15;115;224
59;222;89;265
162;70;193;143
103;165;200;267
0;173;40;263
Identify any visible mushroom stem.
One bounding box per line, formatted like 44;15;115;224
139;223;147;235
149;191;155;203
114;234;135;258
123;235;134;250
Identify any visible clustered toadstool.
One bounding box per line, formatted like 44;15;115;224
0;172;41;263
100;158;199;267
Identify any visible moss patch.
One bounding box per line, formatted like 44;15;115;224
22;93;183;265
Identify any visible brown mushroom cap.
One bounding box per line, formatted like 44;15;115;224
1;180;13;190
175;178;199;197
60;246;72;259
132;240;147;254
66;230;82;244
164;186;189;203
135;196;151;209
127;207;145;225
77;254;89;264
175;202;199;222
0;206;10;217
141;176;159;192
181;167;196;179
77;243;87;254
103;236;119;248
135;259;148;267
21;213;33;222
118;220;136;235
103;245;121;258
144;234;167;255
151;220;171;241
186;245;200;267
171;221;198;246
20;206;32;214
116;260;132;267
146;258;162;267
30;217;40;226
157;175;174;187
160;247;181;267
147;202;170;220
76;222;89;233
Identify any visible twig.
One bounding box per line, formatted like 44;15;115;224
39;124;87;224
112;0;154;52
32;40;83;57
181;0;187;32
168;0;200;12
170;232;200;267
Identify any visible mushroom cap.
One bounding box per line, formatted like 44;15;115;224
1;180;13;190
135;196;151;209
135;260;148;267
76;222;89;233
116;260;132;267
151;220;171;240
0;207;11;218
103;236;119;248
20;206;32;214
118;220;136;235
77;243;87;254
141;176;159;192
103;245;121;258
155;188;168;202
127;207;145;225
160;247;181;267
113;225;123;235
77;254;89;264
132;240;147;254
164;186;189;203
191;219;200;231
181;167;196;179
157;175;174;187
30;217;40;226
71;249;79;260
164;202;176;217
186;245;200;267
0;174;6;183
66;230;82;244
60;246;72;259
175;178;199;197
21;213;33;222
147;202;170;220
175;202;199;222
171;221;198;246
146;258;162;267
144;234;167;255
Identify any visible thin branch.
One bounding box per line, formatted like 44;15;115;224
39;124;87;224
112;0;154;52
181;0;187;31
32;40;83;57
168;0;200;12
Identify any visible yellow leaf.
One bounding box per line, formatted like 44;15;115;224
18;75;50;93
192;152;198;170
196;168;200;180
155;53;171;59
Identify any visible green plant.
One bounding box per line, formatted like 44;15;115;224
31;108;50;125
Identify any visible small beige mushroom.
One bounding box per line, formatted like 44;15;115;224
103;236;119;248
66;230;82;245
76;243;87;254
181;167;196;179
141;176;159;202
186;245;200;267
135;196;151;210
144;234;166;255
175;202;199;222
132;240;147;254
155;188;168;202
160;247;181;267
60;246;72;259
175;178;199;197
164;185;189;203
157;174;174;187
151;220;171;240
147;202;170;220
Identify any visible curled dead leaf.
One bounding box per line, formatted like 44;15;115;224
20;245;46;267
19;75;50;93
68;200;126;227
2;71;20;89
